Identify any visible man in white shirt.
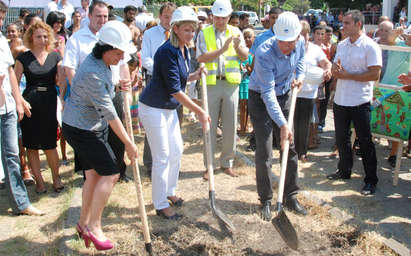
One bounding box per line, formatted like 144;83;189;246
328;10;382;196
57;0;74;28
0;1;44;216
135;5;153;32
140;2;176;177
77;0;89;20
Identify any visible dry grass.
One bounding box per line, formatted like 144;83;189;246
0;120;402;255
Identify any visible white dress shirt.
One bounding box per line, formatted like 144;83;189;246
141;25;168;75
0;33;16;115
63;25;98;71
334;33;382;106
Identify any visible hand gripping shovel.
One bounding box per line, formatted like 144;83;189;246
200;64;235;232
272;86;299;250
122;91;153;255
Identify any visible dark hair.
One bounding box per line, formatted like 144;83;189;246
89;0;108;15
108;13;116;21
24;13;40;26
325;26;333;33
124;5;137;14
128;52;139;66
239;13;250;20
19;8;30;18
159;2;176;15
137;5;146;13
344;9;364;29
230;12;239;19
313;25;326;33
72;10;81;18
46;11;67;38
269;7;283;15
92;42;115;59
0;0;7;13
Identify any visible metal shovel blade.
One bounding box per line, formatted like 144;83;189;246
272;206;298;250
209;191;236;232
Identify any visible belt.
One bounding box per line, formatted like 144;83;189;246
36;86;48;92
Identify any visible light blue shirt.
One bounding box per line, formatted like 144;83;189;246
248;36;305;127
250;28;275;55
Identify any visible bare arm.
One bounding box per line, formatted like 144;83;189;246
334;65;381;82
8;66;24;121
64;67;76;85
318;58;332;81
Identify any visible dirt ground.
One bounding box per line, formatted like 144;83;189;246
0;109;408;255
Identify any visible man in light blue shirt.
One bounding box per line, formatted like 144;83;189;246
248;12;306;221
249;7;283;55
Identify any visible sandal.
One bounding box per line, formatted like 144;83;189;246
53;186;65;193
167;196;184;207
156;209;183;220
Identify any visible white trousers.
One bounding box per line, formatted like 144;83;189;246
139;102;183;210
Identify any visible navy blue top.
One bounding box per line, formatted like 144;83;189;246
139;40;190;109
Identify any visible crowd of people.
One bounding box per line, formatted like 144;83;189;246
0;0;410;251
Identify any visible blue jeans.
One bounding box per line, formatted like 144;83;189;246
1;110;30;213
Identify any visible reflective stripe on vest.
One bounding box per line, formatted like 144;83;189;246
202;25;241;85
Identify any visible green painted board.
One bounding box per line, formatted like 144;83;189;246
371;87;411;141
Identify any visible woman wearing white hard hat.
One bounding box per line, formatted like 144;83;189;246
294;20;331;162
62;21;137;250
139;6;210;220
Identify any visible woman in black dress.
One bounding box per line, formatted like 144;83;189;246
14;21;65;194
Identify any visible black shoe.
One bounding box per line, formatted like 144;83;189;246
284;197;307;216
119;174;132;183
0;180;5;190
156;209;183;220
260;201;272;221
387;155;396;168
361;183;376;195
327;170;351;180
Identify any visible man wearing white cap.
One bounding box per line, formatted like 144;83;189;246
248;11;307;221
196;0;248;179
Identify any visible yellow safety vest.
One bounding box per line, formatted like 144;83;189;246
202;25;241;85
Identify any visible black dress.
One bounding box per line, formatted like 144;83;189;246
17;51;62;150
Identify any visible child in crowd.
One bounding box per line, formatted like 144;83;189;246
128;52;143;135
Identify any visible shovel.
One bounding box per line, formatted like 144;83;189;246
200;64;235;232
122;91;153;255
272;86;299;250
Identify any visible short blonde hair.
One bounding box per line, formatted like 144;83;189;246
170;20;198;48
300;20;310;34
243;28;255;38
23;21;55;51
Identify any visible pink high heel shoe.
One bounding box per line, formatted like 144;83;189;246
85;226;113;251
75;223;83;238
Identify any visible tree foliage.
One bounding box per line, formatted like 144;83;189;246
282;0;310;15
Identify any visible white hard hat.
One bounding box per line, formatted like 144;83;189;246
274;11;302;41
211;0;232;17
98;21;136;55
304;66;324;85
171;6;199;25
197;11;208;18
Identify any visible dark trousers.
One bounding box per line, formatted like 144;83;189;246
108;92;126;176
319;80;331;127
143;75;152;173
248;90;299;203
333;102;378;185
294;98;314;157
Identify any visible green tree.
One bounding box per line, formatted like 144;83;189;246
282;0;310;15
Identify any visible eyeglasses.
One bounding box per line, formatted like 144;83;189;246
199;18;206;21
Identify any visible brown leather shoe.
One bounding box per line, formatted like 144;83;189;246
202;171;209;181
21;170;35;186
19;205;45;216
222;167;238;177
